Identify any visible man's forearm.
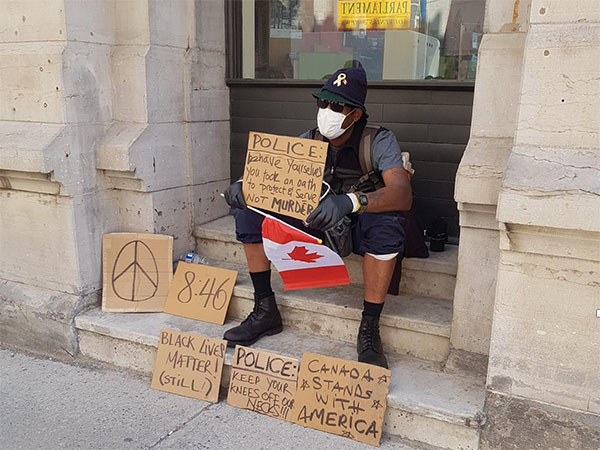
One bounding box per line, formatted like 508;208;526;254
359;167;412;213
363;185;412;213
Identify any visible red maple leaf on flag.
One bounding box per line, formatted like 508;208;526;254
287;246;324;263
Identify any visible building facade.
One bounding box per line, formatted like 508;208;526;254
0;1;598;448
0;0;230;352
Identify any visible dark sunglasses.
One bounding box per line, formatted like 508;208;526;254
316;98;346;113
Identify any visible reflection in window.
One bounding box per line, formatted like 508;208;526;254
243;0;485;81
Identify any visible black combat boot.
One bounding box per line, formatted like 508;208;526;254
357;315;388;369
223;294;282;347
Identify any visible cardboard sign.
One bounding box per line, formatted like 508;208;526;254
163;262;238;325
102;233;173;312
151;329;226;403
338;0;411;30
292;353;391;447
243;131;328;220
227;346;298;422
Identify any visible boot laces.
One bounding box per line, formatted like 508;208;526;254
241;301;260;325
360;319;380;351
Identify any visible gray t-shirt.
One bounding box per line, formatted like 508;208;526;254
369;128;404;174
300;126;403;176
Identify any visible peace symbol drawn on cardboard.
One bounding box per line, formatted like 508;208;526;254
111;240;159;301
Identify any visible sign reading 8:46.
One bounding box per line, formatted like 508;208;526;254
163;262;238;325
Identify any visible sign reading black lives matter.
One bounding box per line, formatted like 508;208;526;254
292;352;391;447
151;329;226;403
227;346;298;422
243;131;328;221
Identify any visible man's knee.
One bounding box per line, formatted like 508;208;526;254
352;212;406;256
232;208;264;244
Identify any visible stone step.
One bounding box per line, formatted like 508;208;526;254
225;260;451;362
75;307;485;450
194;215;458;300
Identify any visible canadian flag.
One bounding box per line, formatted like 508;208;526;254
261;217;350;291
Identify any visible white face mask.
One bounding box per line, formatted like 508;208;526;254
317;107;356;140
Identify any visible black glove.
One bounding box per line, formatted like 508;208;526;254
306;194;353;231
223;181;246;209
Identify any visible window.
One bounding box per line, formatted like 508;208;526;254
238;0;485;81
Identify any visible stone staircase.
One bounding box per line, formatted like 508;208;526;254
75;215;485;450
196;217;458;301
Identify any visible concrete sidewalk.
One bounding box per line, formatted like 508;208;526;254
0;349;418;450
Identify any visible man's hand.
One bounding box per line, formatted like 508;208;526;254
223;180;246;209
306;194;353;231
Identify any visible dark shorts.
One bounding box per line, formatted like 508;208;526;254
232;208;406;256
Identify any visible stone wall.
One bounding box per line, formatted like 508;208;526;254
0;0;229;355
480;0;600;447
452;0;531;356
489;0;600;411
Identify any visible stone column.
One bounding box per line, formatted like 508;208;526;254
96;0;230;257
451;0;531;360
187;0;231;230
0;0;230;356
483;0;600;448
0;0;115;355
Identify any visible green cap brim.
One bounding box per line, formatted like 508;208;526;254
312;90;363;110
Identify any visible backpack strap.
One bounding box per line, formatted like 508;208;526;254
354;124;385;192
358;124;380;175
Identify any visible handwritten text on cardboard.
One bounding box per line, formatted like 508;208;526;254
243;132;328;220
292;352;391;447
151;329;226;403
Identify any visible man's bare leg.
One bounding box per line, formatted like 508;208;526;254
358;253;396;368
363;254;396;303
244;243;271;272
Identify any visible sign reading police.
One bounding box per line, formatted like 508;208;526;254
292;352;391;447
227;346;298;422
243;131;328;221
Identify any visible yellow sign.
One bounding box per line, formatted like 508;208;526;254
338;0;411;31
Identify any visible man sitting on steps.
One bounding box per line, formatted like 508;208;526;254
222;64;412;369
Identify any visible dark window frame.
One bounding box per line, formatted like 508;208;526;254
224;0;476;88
226;79;474;90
